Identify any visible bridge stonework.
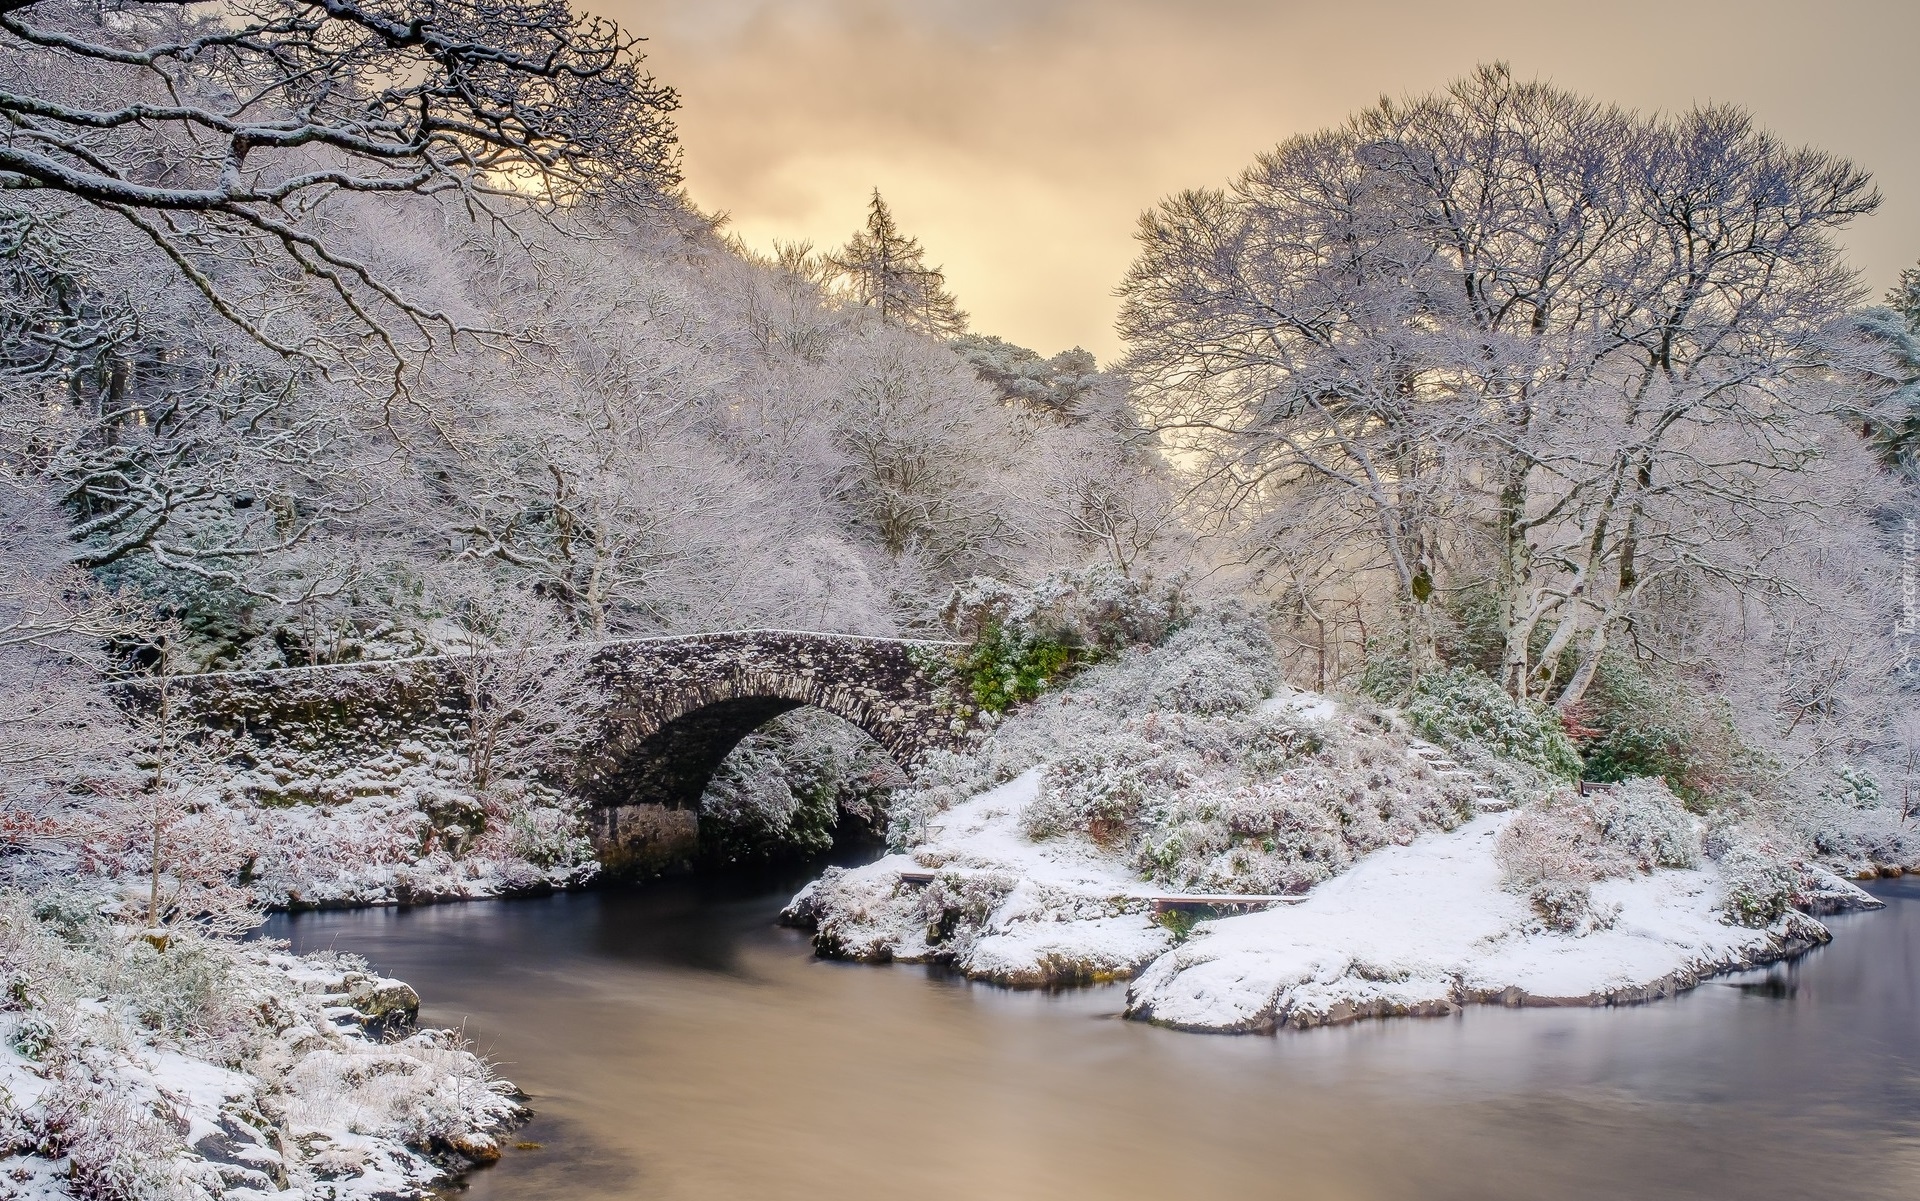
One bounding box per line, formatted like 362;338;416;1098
575;632;965;876
160;631;968;881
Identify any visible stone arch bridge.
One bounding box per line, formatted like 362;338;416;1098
165;630;969;876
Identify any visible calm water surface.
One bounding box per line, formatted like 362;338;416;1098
265;871;1920;1201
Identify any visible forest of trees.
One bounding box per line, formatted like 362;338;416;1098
0;7;1914;907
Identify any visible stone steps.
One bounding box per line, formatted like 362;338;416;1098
1407;739;1509;811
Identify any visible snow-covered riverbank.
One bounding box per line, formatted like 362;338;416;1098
1127;812;1844;1031
0;898;520;1201
785;770;1876;1030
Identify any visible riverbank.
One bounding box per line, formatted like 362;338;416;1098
0;896;521;1201
782;631;1893;1031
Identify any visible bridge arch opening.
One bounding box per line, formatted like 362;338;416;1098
580;683;928;878
696;707;908;868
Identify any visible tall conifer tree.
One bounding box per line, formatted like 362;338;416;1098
828;190;968;337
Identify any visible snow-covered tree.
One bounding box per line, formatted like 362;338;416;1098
1120;65;1886;713
0;0;679;369
438;580;601;794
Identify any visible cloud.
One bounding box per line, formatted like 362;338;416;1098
600;0;1920;362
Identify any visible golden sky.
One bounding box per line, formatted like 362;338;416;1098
595;0;1920;363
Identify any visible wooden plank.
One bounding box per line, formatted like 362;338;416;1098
894;869;1302;909
1149;894;1300;906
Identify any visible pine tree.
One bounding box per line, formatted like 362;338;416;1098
1894;265;1920;328
827;190;968;337
1866;265;1920;472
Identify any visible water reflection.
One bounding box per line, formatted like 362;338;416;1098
265;873;1920;1201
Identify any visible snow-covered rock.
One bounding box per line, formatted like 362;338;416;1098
1793;864;1885;916
786;771;1177;986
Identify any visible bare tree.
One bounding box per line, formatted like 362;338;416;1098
1120;65;1881;707
0;0;679;368
0;485;141;873
438;579;599;792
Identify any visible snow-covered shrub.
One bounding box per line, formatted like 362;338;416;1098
1526;881;1617;935
1141;607;1278;715
1140;727;1477;893
1719;765;1920;877
114;933;258;1060
886;747;997;851
1713;834;1801;927
942;564;1180;657
42;1071;206;1201
1405;668;1582;780
475;784;597;875
278;1026;515;1151
1497;799;1605;889
1241;711;1325;777
1496;779;1700;923
1818;765;1884;810
1600;779;1700;871
1356;648;1412;703
913;870;1018;959
943;565;1184;711
503;806;593;872
1022;732;1185;844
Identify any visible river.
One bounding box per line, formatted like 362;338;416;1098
264;869;1920;1201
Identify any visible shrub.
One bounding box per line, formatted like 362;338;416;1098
1715;837;1799;928
941;564;1180;656
1134;727;1477;894
1405;668;1582;780
500;798;595;873
1496;795;1617;889
891;598;1485;896
1579;721;1691;789
1496;778;1698;896
1356;649;1412;704
1142;608;1277;716
1569;654;1775;808
885;748;994;851
1520;878;1612;936
942;566;1185;712
1820;766;1884;809
959;623;1084;712
1021;732;1176;843
914;870;1018;957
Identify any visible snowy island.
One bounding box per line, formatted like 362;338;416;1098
784;602;1888;1033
